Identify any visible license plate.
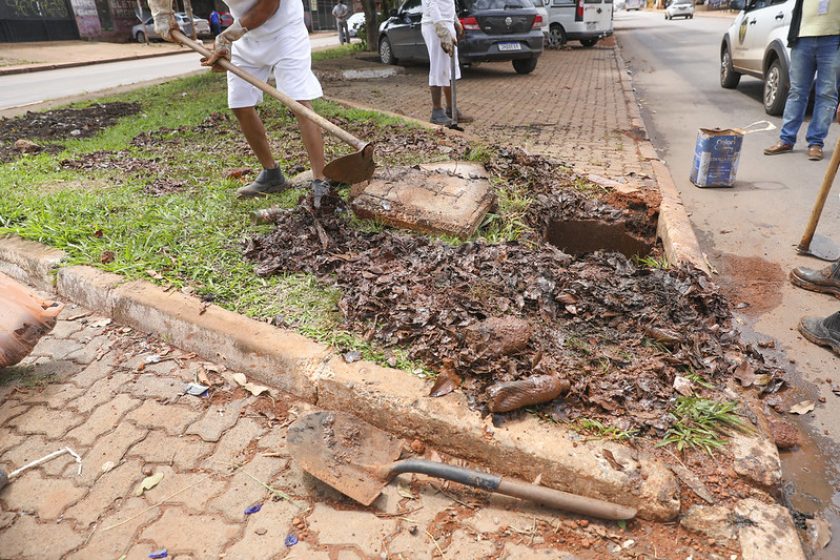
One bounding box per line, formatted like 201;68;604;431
497;42;522;51
586;21;597;29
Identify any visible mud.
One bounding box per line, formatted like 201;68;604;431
546;219;653;259
714;253;786;316
0;102;141;163
487;375;571;413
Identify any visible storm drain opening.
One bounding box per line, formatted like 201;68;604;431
545;219;654;259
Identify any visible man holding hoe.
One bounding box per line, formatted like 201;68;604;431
148;0;332;206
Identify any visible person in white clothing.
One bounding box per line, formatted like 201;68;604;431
332;0;351;44
421;0;473;124
148;0;332;206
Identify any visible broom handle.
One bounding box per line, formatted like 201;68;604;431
798;135;840;252
171;30;366;151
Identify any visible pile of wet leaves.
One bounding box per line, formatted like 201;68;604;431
245;203;785;432
0;102;141;163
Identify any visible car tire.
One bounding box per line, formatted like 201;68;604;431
720;45;741;89
580;38;598;47
549;23;567;47
763;58;788;116
135;31;146;43
512;57;538;74
379;36;397;65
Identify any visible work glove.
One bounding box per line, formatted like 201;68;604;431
148;0;179;42
435;21;455;55
201;20;248;68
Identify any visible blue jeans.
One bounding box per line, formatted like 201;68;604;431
779;35;840;148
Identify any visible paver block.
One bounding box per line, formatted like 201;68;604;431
126;431;213;470
126;400;197;435
0;513;85;559
221;497;300;558
70;371;136;413
66;497;160;560
79;422;146;484
443;529;496;557
0;434;85;477
66;393;141;446
141;465;227;511
185;399;245;443
207;454;288;521
0;470;86;520
6;405;85;439
204;416;265;473
307;504;396;554
351;161;495;239
139;508;239;558
64;459;144;526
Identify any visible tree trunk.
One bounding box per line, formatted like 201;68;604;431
364;0;377;51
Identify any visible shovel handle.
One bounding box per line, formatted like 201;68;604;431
170;30;366;151
390;459;637;520
798;134;840;252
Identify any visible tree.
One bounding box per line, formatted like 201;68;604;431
363;0;378;51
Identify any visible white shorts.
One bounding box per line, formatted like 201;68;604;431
227;22;323;108
421;22;461;87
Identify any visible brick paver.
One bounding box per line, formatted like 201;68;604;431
321;45;656;186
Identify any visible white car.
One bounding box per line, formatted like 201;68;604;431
719;0;793;115
132;13;211;42
665;0;694;19
347;12;365;38
545;0;614;47
530;0;551;42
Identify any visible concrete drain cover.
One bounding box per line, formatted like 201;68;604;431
350;161;495;239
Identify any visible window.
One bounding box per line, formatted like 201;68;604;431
400;0;423;15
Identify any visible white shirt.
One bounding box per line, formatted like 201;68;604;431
422;0;456;24
226;0;303;39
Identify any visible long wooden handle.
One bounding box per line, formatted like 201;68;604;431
171;30;366;151
798;135;840;251
389;459;637;520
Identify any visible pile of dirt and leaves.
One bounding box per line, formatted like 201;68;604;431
244;177;785;433
0;102;141;163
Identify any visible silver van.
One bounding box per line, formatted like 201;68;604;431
546;0;614;47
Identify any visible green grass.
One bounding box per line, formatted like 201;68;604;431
658;396;745;455
577;418;638;441
634;254;670;270
312;43;364;62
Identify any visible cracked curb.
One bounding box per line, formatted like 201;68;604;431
1;235;679;521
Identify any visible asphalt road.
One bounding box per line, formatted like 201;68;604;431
616;9;840;552
0;34;340;114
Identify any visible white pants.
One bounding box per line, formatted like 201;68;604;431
421;22;461;87
227;22;323;108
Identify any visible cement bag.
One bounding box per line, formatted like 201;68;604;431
0;273;63;368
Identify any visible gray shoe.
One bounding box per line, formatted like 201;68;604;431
236;167;289;198
799;311;840;356
430;108;452;126
311;179;332;209
790;259;840;299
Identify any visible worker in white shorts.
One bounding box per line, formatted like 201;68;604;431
421;0;474;125
148;0;332;207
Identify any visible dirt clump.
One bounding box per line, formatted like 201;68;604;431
769;419;800;450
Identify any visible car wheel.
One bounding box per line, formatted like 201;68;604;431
549;24;567;47
720;45;741;89
135;31;146;43
512;57;538;74
763;58;788;116
379;36;397;65
580;38;598;47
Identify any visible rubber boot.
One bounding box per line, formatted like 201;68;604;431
311;179;332;210
790;259;840;299
430;108;451;125
236;167;289;198
799;311;840;356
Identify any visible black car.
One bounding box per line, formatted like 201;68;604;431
378;0;543;74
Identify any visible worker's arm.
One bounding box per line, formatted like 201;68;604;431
202;0;280;66
422;0;457;53
147;0;178;42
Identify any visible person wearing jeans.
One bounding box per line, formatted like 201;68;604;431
764;0;840;161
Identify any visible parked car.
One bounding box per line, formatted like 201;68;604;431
347;12;365;37
132;12;211;42
719;0;793;115
378;0;544;74
545;0;614;48
624;0;644;10
664;0;694;19
530;0;551;42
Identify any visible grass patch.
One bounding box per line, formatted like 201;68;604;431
634;254;670;270
312;43;363;62
658;396;745;454
577;418;638;441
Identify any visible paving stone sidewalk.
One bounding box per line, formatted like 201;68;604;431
322;43;656;187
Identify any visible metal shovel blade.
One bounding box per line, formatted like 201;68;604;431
797;234;840;262
287;411;402;505
323;143;376;185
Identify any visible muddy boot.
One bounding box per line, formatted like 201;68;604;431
236;167;289;198
790;259;840;299
311;179;332;210
799;312;840;356
430;108;451;126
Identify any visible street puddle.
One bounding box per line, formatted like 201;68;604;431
545;219;653;259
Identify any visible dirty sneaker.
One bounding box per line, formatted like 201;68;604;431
446;108;474;123
799;311;840;356
311;179;332;209
236;167;289;198
790;259;840;299
430;108;452;126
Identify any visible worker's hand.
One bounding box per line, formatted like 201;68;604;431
435;21;456;54
148;0;179;42
455;19;464;39
201;20;247;69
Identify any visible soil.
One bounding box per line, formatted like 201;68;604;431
714;253;786;316
0;102;141;163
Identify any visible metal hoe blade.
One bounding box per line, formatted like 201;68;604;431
286;411;402;505
323;143;376;185
797;234;840;262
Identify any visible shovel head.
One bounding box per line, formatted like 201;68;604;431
797;234;840;262
287;411;402;505
323;143;376;185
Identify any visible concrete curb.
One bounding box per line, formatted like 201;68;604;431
1;235;680;521
0;49;189;77
612;44;710;273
